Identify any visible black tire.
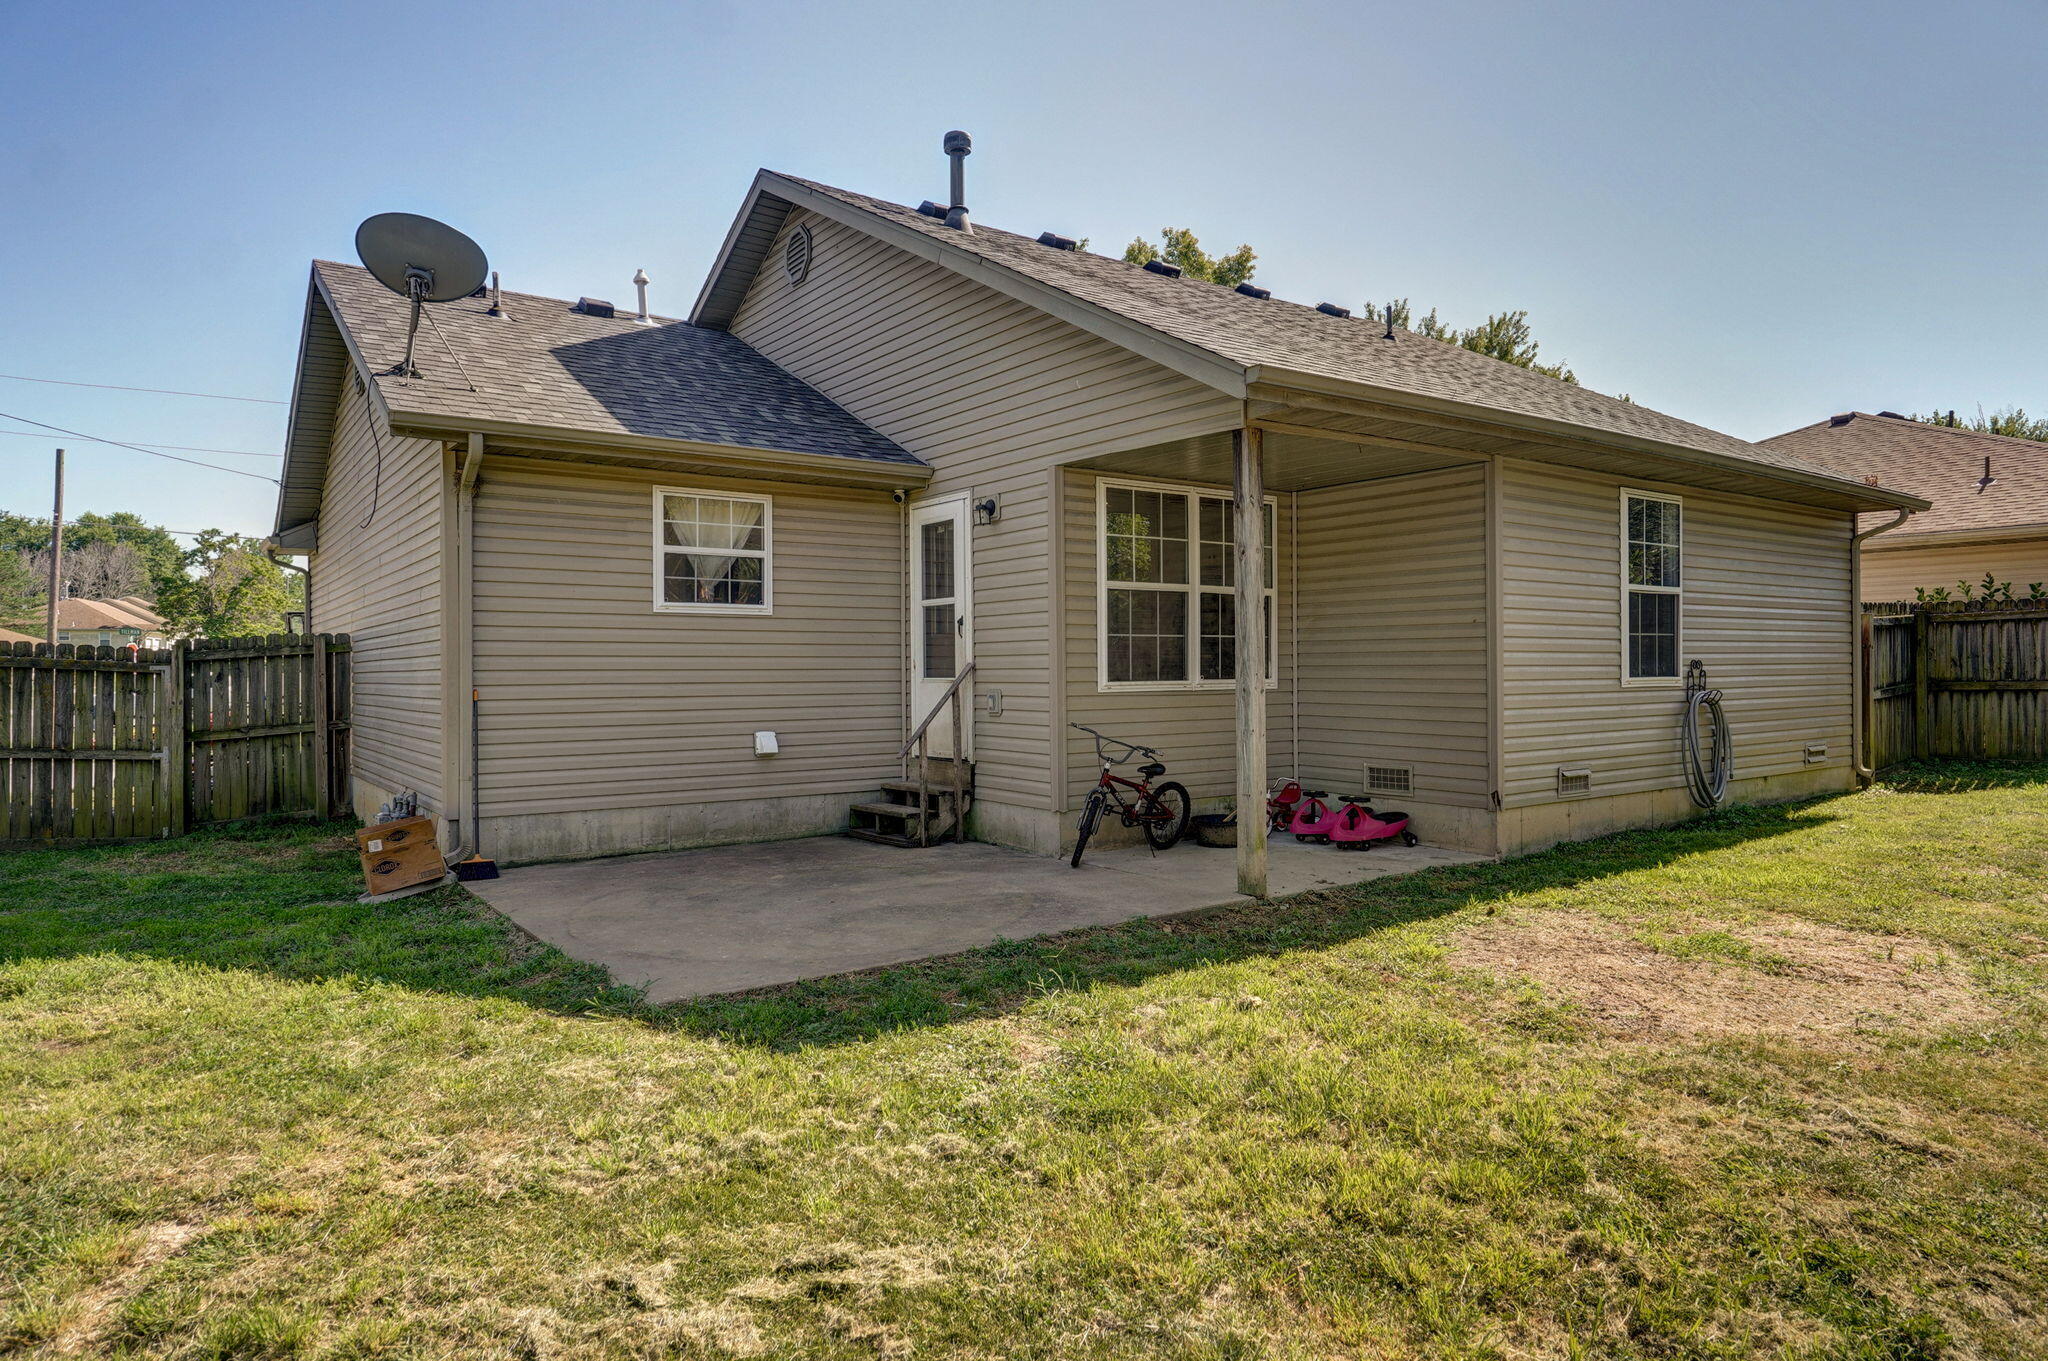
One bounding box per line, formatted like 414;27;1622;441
1402;831;1419;847
1141;781;1193;850
1071;792;1106;867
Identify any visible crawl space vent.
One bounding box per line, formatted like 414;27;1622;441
1364;763;1413;795
1556;767;1593;797
783;224;813;286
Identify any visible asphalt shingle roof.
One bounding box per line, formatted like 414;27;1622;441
1761;414;2048;537
314;261;918;468
773;175;1889;491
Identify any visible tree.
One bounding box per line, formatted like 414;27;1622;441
154;531;304;639
1123;228;1258;287
1364;297;1579;385
23;539;148;599
0;551;41;632
0;509;184;597
1912;407;2048;443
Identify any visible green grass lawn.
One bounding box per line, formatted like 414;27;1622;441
3;765;2046;1359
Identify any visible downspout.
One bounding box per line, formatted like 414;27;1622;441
263;544;310;632
444;434;484;865
1851;508;1913;785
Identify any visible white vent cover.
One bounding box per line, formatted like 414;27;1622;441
783;224;813;286
1557;767;1593;797
1364;763;1413;794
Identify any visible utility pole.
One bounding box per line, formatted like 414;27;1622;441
45;448;64;648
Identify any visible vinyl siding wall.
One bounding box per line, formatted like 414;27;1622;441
468;457;903;860
1060;468;1294;815
309;376;446;811
1860;537;2048;603
727;210;1239;841
1497;460;1855;849
1294;465;1493;850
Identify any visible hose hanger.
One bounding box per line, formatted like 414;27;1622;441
1683;659;1731;808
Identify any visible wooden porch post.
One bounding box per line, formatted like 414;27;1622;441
1234;426;1268;897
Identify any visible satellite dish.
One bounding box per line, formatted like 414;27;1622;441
354;212;489;378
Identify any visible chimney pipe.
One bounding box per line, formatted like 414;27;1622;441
942;130;973;233
632;268;653;325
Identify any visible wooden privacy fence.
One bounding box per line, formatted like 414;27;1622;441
1863;601;2048;768
1;634;350;844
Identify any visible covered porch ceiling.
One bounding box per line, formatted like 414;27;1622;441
1070;384;1928;513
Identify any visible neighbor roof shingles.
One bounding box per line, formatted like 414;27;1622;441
313;261;918;468
765;174;1896;493
1761;414;2048;538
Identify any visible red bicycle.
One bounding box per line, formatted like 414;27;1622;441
1069;724;1193;868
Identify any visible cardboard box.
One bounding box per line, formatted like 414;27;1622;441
354;816;445;896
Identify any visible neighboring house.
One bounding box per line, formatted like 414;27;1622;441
0;627;39;646
1761;412;2048;601
272;150;1925;879
52;597;167;649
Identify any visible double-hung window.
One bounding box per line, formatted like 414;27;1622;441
1622;491;1681;680
1100;479;1275;689
654;488;771;613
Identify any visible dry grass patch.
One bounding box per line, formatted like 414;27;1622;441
44;1220;204;1356
1456;910;1995;1047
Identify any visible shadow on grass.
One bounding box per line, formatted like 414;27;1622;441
1876;760;2048;794
0;796;1874;1050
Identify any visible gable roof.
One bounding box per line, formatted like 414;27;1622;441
1761;413;2048;540
55;598;158;631
696;172;1925;513
275;262;919;534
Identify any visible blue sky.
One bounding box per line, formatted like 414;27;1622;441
2;0;2042;539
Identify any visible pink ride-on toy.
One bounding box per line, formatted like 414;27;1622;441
1288;790;1339;842
1327;797;1419;850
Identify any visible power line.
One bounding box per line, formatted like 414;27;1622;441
0;410;279;485
0;428;279;458
0;371;285;405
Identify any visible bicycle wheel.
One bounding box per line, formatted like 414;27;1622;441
1071;791;1107;868
1141;781;1192;849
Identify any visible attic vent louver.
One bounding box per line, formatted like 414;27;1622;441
1235;283;1271;299
1142;259;1182;278
574;297;615;317
1316;302;1351;317
1036;231;1078;251
783;224;813;286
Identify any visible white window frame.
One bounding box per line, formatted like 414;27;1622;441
651;486;774;615
1096;475;1278;692
1619;488;1682;686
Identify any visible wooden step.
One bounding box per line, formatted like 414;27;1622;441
880;779;969;800
846;827;922;848
849;800;931;823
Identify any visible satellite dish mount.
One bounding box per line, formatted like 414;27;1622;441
354;212;489;381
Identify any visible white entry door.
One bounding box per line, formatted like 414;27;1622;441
910;497;973;759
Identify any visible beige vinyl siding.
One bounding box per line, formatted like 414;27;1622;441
728;210;1239;815
1498;460;1854;808
309;376;445;807
1295;465;1491;813
1860;537;2048;603
470;457;902;821
1060;469;1293;809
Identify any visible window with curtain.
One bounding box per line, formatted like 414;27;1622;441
1101;480;1275;688
1623;491;1681;679
655;489;771;612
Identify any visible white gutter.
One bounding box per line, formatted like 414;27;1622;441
1851;508;1914;785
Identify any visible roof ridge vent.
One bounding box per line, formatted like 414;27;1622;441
1142;259;1182;278
917;200;947;219
1877;410;1906;419
1036;231;1077;251
1235;283;1271;299
574;297;615;318
1315;302;1351;317
1829;413;1854;426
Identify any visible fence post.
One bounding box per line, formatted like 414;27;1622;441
311;634;330;818
1912;609;1932;762
163;642;188;837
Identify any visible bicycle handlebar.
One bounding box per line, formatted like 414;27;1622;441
1069;723;1160;766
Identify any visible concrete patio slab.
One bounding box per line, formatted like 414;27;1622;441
467;834;1487;1002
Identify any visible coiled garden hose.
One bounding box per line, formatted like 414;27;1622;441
1682;659;1731;808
